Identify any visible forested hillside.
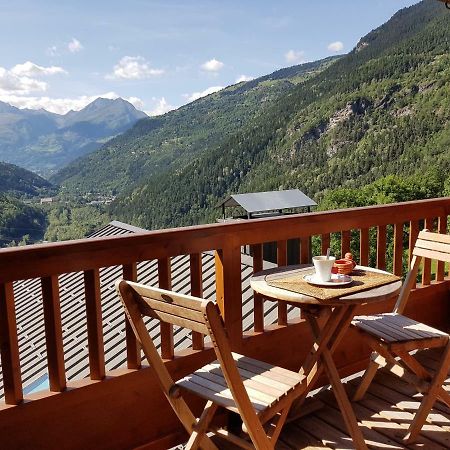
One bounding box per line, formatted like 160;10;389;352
109;0;450;229
0;195;47;246
0;162;55;197
0;162;54;246
53;57;338;194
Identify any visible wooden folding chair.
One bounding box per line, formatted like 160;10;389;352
116;279;306;450
352;230;450;442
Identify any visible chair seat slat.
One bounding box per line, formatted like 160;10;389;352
353;314;449;344
192;370;275;406
178;355;303;413
202;363;289;397
234;354;303;384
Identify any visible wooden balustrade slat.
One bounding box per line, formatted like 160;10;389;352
409;221;420;266
251;244;264;333
190;253;204;350
321;233;331;255
393;223;404;277
377;225;387;271
0;282;22;404
422;218;433;286
158;257;174;360
409;220;420;290
436;215;447;281
340;230;351;258
41;275;66;392
300;237;310;264
215;246;243;345
84;269;105;380
277;240;288;326
359;228;369;266
123;263;141;369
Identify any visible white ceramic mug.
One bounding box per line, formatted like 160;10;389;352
312;255;336;282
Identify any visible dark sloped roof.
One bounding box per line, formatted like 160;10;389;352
0;221;299;399
218;189;317;214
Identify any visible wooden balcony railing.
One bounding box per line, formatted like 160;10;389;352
0;197;450;449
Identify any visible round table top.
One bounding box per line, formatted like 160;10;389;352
250;264;402;306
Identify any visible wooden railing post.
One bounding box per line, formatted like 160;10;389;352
84;269;105;380
341;230;351;257
276;240;288;326
123;263;141;369
215;245;243;345
251;244;264;333
0;282;22;404
436;215;447;281
158;257;174;359
393;223;404;276
321;233;331;255
422;218;434;285
359;228;369;266
377;225;387;271
300;237;310;264
41;275;66;392
190;253;204;350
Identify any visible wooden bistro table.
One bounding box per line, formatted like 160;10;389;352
250;265;402;450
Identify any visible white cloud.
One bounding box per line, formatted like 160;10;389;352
285;50;306;64
68;38;83;53
146;97;175;116
0;91;147;115
236;75;254;83
201;58;224;72
106;56;164;80
11;61;66;77
328;41;344;52
184;86;224;102
0;61;67;96
126;96;145;110
0;68;47;94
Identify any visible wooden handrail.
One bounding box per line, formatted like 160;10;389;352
0;197;449;283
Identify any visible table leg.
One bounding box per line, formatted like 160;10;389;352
291;305;355;413
306;306;368;450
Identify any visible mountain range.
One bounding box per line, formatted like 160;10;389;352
0;97;147;176
0;161;54;197
6;0;450;239
51;57;339;193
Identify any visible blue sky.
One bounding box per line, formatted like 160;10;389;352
0;0;421;116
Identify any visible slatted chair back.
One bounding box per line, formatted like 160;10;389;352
116;279;273;449
394;230;450;315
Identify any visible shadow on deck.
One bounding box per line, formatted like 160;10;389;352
209;348;450;449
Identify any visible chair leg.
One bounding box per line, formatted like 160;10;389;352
404;343;450;443
185;401;219;450
353;355;381;401
267;407;290;445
